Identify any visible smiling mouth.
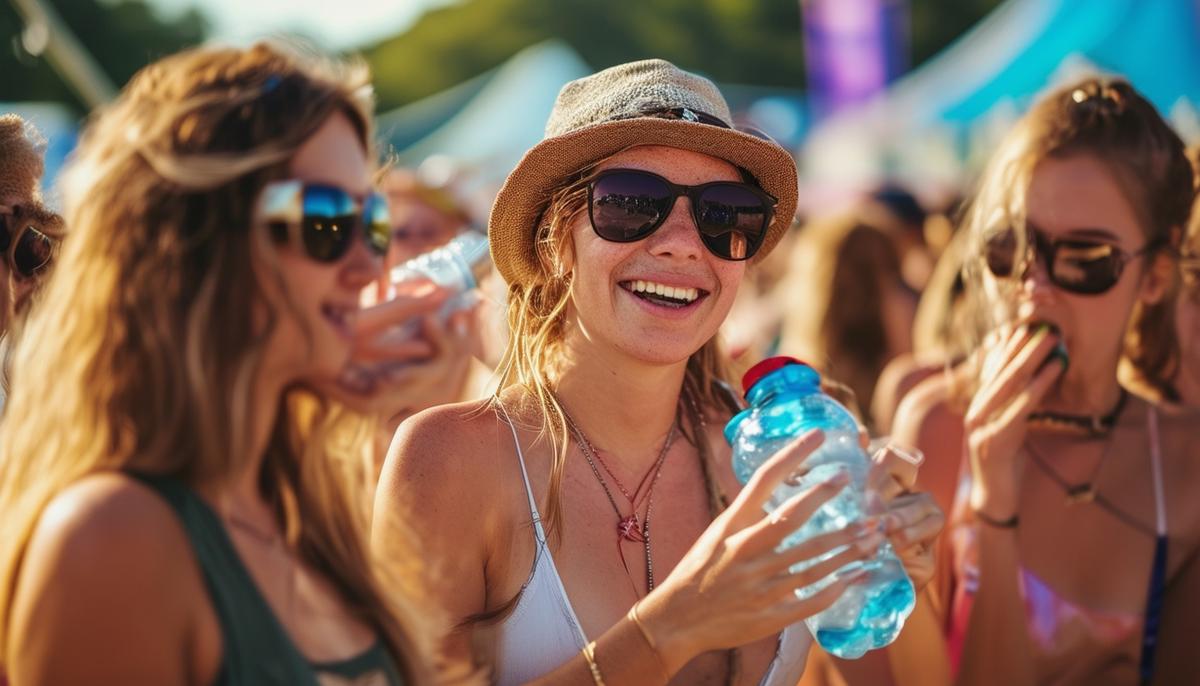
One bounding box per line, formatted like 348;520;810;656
619;279;708;308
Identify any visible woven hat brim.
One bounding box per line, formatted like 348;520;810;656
488;118;798;285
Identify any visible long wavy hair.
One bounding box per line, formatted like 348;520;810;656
0;42;436;682
492;157;741;549
958;77;1192;401
777;210;907;427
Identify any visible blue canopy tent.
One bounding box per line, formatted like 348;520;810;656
374;41;592;220
801;0;1200;203
378;40;808;221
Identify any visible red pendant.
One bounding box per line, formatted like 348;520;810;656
617;514;645;542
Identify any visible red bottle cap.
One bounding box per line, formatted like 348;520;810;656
740;356;811;397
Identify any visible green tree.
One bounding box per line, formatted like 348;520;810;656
365;0;809;111
1;0;207;112
366;0;1003;110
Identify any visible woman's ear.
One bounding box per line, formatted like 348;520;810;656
1139;245;1178;307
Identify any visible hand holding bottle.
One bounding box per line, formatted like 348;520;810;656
635;429;881;676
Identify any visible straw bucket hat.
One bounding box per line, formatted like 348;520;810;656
488;58;798;285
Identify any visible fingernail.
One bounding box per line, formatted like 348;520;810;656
815;471;849;491
783;465;811;486
890;443;925;467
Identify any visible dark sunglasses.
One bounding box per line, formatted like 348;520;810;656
0;207;57;279
587;169;776;261
984;227;1159;295
257;180;390;263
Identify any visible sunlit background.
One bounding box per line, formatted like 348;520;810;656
5;0;1200;216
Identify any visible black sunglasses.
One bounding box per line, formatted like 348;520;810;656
0;207;57;280
984;226;1158;295
257;180;390;263
587;169;776;261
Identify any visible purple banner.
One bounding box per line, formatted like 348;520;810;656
803;0;909;119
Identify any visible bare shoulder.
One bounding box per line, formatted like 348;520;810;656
1147;400;1200;473
1151;399;1200;440
382;397;511;487
372;398;518;638
891;373;965;513
374;397;521;548
22;472;200;586
8;472;207;684
892;372;961;445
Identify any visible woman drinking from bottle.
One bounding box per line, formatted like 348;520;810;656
0;42;454;684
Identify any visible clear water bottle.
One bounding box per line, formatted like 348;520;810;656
724;357;915;658
342;231;491;393
365;229;491;320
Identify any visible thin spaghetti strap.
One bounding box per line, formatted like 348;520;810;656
1139;405;1168;685
1147;407;1167;537
496;400;542;524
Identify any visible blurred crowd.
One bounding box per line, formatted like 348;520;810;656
0;38;1197;686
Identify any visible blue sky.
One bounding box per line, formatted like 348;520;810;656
145;0;451;49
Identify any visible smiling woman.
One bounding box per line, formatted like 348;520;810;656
0;41;448;685
373;59;945;686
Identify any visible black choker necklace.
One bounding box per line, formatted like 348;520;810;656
1028;389;1128;436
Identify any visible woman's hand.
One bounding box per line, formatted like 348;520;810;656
369;303;481;430
868;443;944;591
634;429;885;675
964;324;1065;521
318;279;453;413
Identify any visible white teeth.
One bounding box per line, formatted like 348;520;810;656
627;280;700;303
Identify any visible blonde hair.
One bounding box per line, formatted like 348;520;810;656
0;116;65;395
492;160;738;547
0;42;435;682
958;77;1192;400
912;224;972;358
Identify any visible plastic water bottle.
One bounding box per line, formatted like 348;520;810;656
365;229;491;321
343;230;490;392
724;357;915;658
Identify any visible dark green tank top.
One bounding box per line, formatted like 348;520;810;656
130;473;405;686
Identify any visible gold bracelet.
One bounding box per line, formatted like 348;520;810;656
629;603;670;679
581;641;606;686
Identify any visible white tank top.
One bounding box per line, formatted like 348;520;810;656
489;406;813;686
